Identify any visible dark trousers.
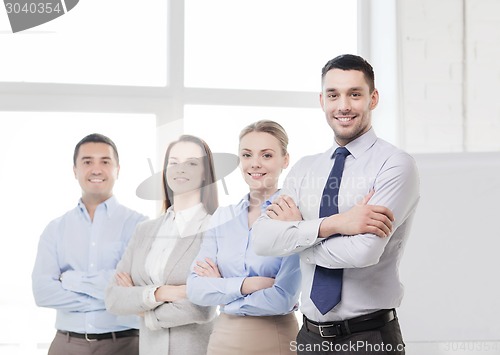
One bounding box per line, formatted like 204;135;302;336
295;318;405;355
48;331;139;355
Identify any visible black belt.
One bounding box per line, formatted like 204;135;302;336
58;329;139;342
304;309;396;338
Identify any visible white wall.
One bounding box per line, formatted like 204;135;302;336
394;1;500;353
398;0;500;153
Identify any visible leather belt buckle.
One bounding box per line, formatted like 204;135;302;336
318;324;337;338
85;333;99;342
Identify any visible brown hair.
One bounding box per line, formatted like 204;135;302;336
162;135;219;214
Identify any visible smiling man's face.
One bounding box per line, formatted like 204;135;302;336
320;68;379;146
73;142;119;204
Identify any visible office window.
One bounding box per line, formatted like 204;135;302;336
185;0;357;91
0;0;167;86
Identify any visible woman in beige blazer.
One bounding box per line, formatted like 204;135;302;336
106;135;218;355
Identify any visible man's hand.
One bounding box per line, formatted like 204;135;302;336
194;258;222;278
240;276;275;295
115;272;134;287
266;195;303;221
320;191;395;238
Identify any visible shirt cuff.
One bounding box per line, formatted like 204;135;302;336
144;310;160;331
142;286;163;309
60;270;83;292
282;219;323;254
301;247;316;265
224;277;246;300
223;298;244;316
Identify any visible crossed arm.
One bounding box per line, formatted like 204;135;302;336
187;216;300;316
252;152;419;267
32;225;108;312
105;222;216;330
266;191;394;239
254;192;395;268
193;258;275;297
114;272;186;303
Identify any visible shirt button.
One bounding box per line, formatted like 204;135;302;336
306;258;310;262
91;242;96;247
90;263;94;268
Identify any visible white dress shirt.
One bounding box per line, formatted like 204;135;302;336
143;203;206;330
253;128;420;322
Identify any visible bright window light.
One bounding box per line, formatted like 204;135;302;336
185;0;357;91
0;0;167;86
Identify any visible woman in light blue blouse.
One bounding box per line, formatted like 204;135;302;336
187;120;301;355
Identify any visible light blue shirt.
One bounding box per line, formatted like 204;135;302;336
187;194;301;316
32;196;147;333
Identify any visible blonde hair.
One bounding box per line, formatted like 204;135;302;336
239;120;289;156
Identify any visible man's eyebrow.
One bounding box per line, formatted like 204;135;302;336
80;156;112;160
325;87;364;92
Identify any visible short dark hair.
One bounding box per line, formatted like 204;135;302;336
73;133;119;166
321;54;375;93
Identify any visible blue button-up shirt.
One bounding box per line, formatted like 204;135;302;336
187;194;301;316
32;196;147;333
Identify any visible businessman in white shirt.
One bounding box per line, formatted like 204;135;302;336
253;54;420;354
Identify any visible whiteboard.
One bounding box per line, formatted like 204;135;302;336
398;152;500;341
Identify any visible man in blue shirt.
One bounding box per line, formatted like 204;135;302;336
32;133;147;355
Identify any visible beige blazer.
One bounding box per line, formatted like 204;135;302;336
105;210;216;355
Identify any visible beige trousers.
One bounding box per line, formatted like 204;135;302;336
208;312;299;355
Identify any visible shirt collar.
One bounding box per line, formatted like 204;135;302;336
175;202;205;222
330;127;378;160
240;190;281;214
165;203;206;238
77;195;117;219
